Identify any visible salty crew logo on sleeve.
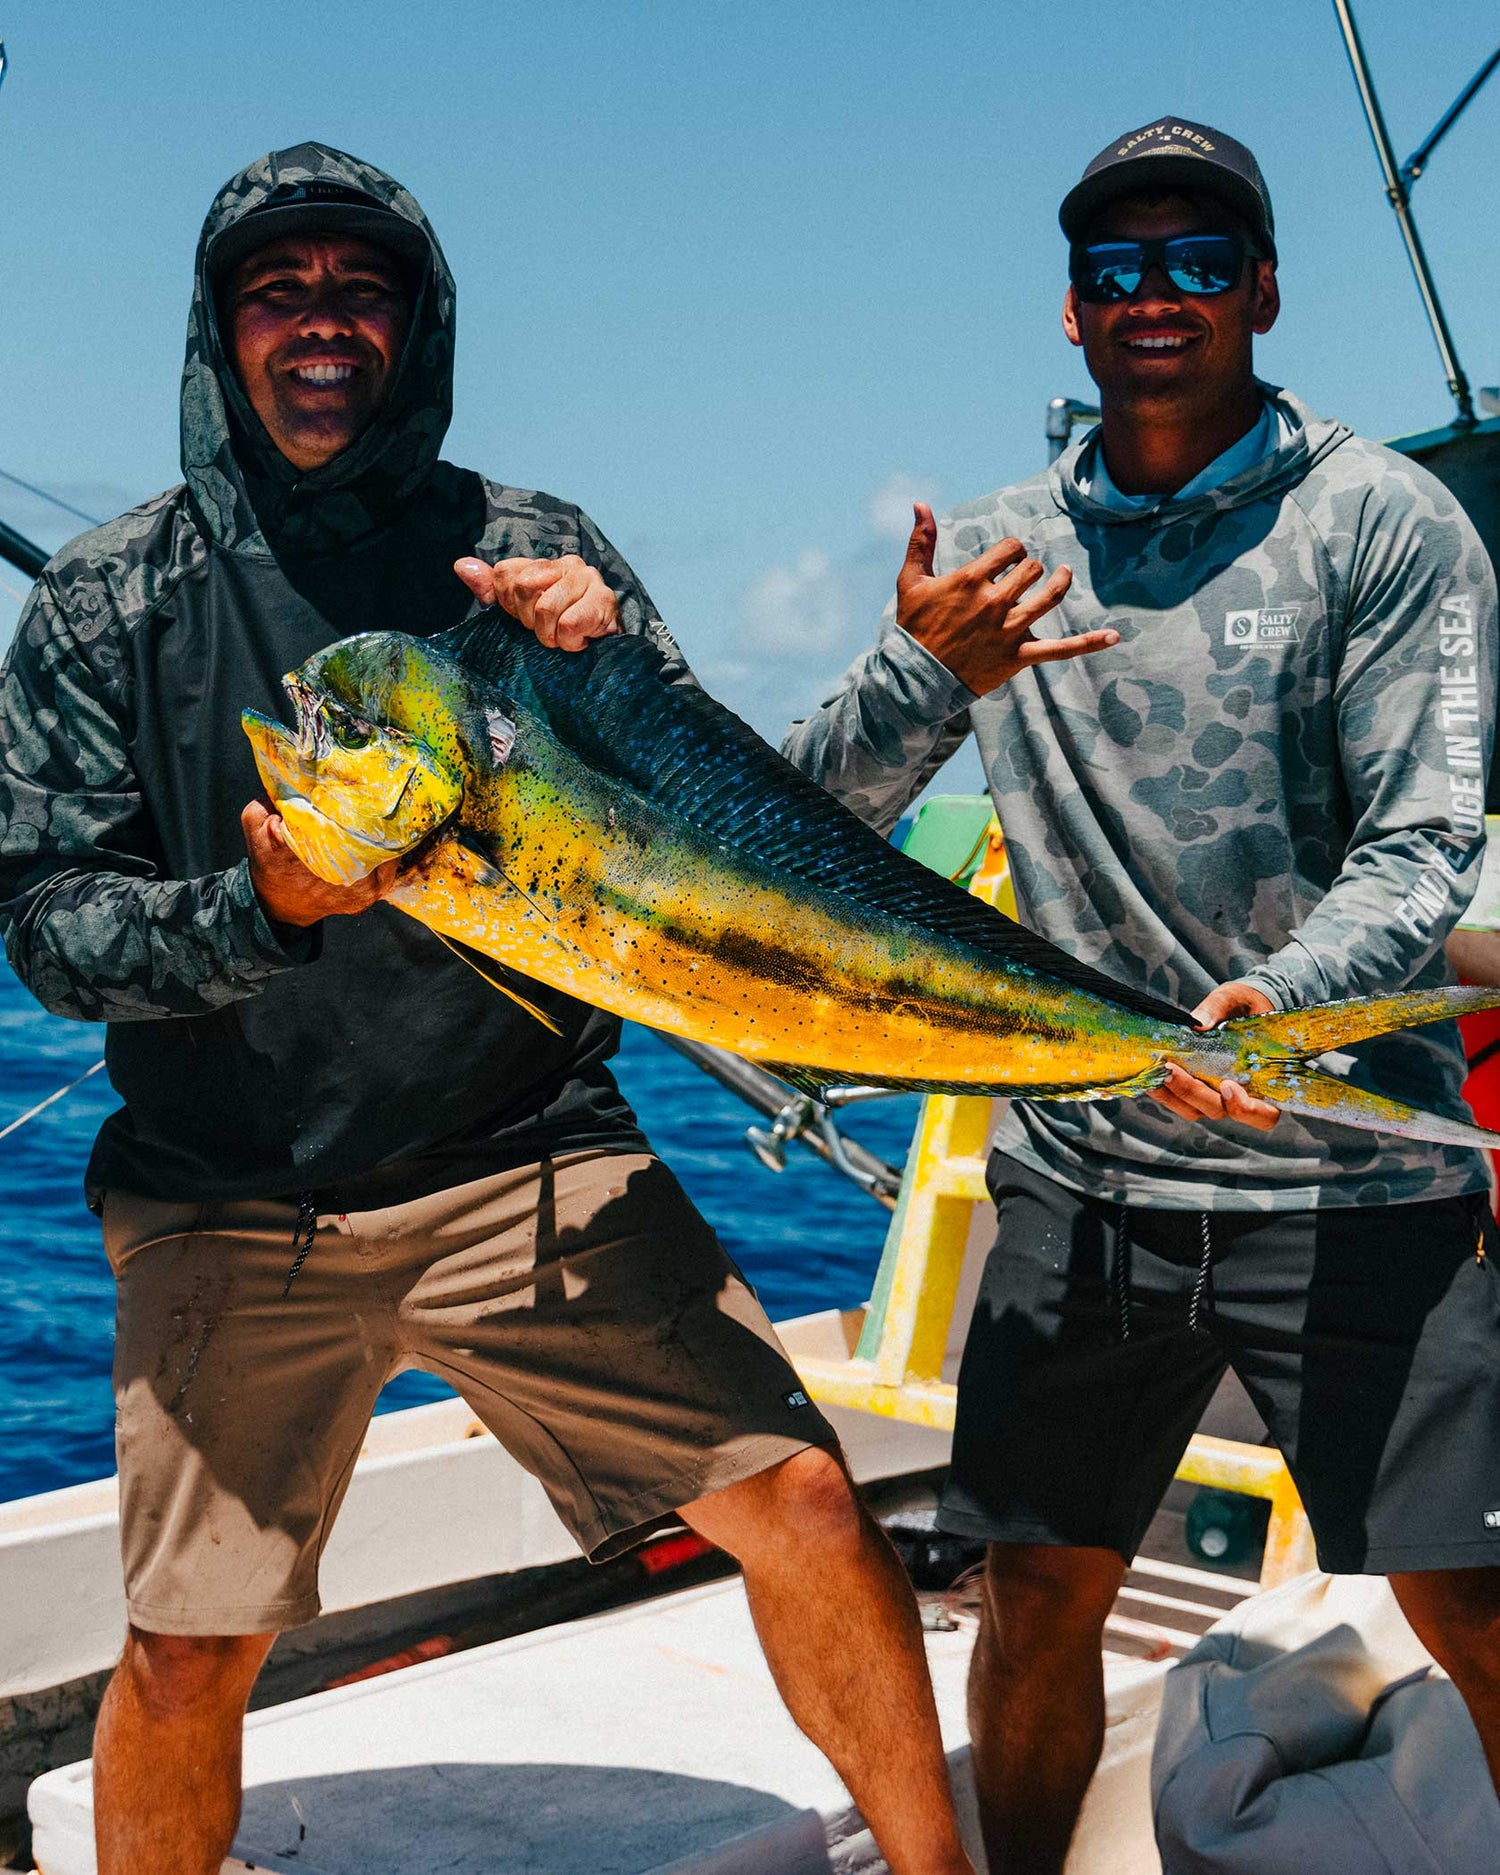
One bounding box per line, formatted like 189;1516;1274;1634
1224;606;1302;646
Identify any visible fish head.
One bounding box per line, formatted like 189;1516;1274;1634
242;633;469;885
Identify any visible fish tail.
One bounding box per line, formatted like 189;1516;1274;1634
1225;985;1500;1057
1180;985;1500;1150
1240;1062;1500;1148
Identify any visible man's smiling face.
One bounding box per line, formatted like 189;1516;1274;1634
225;234;411;471
1062;192;1278;413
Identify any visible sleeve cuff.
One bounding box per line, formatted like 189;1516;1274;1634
875;623;978;724
227;859;323;969
1237;949;1325;1013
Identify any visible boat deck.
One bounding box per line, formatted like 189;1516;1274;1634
27;1515;1257;1875
9;1312;1269;1873
30;1575;1178;1875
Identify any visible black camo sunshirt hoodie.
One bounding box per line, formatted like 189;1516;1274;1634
0;143;680;1208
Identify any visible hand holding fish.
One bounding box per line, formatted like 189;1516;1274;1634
1150;981;1281;1131
898;502;1114;695
454;554;619;652
242;800;399;929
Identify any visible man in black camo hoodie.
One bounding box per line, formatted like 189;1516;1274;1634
0;146;973;1875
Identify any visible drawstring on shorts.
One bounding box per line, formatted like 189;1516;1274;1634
1110;1205;1215;1340
1188;1212;1213;1337
282;1191;318;1299
1112;1207;1133;1342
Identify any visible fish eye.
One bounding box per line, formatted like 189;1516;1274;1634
328;711;375;751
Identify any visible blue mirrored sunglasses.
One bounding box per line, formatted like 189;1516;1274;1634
1069;233;1253;304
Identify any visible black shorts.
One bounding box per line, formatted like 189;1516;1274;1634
937;1151;1500;1574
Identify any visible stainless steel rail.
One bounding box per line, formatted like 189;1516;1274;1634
657;1032;904;1206
1332;0;1497;429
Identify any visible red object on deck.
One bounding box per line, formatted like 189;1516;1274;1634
1459;1003;1500;1214
638;1531;715;1576
324;1633;456;1689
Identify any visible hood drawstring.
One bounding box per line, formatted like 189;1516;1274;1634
282;1192;318;1299
1112;1206;1133;1343
1188;1212;1214;1337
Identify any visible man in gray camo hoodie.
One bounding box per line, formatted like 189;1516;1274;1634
782;119;1500;1870
0;146;974;1875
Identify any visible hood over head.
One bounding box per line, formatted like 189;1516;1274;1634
181;142;456;557
1051;386;1351;528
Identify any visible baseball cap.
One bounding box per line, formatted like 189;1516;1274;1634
205;179;431;283
1059;117;1276;262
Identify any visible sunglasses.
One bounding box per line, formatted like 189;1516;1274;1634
1069;233;1255;304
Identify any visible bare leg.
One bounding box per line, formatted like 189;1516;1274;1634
93;1625;276;1874
683;1448;972;1875
968;1543;1124;1875
1392;1568;1500;1792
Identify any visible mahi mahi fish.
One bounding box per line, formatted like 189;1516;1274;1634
242;615;1500;1149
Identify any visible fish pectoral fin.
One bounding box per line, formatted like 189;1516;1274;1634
453;828;556;922
450;828;509;890
1240;1061;1500;1150
431;931;565;1037
381;767;419;822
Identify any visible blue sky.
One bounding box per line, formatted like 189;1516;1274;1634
1;0;1496;754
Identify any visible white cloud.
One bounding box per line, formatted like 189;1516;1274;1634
713;470;942;741
737;547;853;659
735;471;941;667
866;470;941;542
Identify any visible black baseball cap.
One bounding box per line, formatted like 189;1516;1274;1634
1059;117;1276;263
205;180;431;283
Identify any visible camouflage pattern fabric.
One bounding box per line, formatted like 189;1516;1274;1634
783;389;1499;1209
0;474;677;1027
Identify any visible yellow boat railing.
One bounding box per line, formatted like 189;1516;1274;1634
794;808;1316;1590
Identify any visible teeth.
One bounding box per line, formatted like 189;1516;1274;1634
1126;336;1191;350
293;363;354;383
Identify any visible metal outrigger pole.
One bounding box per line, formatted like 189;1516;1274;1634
1332;1;1499;430
0;40;66;582
0;520;47;582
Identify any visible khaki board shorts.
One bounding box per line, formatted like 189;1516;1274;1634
105;1150;838;1636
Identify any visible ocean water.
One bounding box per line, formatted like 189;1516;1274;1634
0;964;916;1505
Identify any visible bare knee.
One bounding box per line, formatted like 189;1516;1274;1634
976;1544;1123;1680
118;1626;275;1723
684;1446;866;1565
1394;1570;1500;1690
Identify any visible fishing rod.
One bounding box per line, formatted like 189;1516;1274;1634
0;518;46;582
0;465;102;530
0;474;104;582
0;1059;106;1143
0;42;49;580
1332;1;1499;430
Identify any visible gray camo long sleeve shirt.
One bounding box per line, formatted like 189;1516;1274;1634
783;390;1498;1210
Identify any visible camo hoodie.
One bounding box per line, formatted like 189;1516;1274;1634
0;143;678;1207
783;390;1498;1209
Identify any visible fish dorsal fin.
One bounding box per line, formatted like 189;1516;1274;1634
439;616;1191;1028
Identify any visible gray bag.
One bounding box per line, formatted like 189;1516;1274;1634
1151;1573;1500;1874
